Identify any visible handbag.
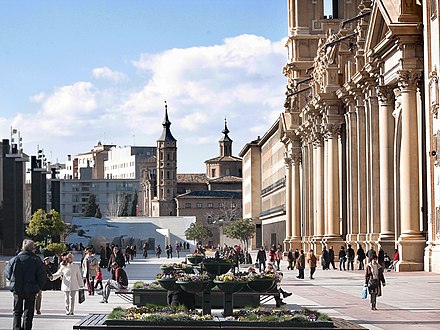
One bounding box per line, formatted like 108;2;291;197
368;278;378;290
361;286;368;299
78;289;85;304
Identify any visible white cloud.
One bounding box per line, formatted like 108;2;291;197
92;67;127;83
9;34;287;172
29;92;45;103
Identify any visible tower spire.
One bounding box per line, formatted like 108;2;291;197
219;117;232;157
158;101;176;142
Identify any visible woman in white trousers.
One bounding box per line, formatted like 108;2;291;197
51;252;84;315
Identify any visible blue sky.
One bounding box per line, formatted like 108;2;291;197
1;1;295;172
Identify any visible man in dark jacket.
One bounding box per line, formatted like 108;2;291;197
107;246;125;271
256;246;267;272
4;239;47;330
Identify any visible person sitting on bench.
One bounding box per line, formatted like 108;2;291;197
265;263;292;307
101;262;128;303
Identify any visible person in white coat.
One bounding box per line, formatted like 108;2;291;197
51;252;84;315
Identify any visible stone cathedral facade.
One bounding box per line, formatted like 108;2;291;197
244;0;440;272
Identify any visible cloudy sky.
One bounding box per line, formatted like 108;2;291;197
0;1;295;173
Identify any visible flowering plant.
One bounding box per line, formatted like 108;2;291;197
203;257;234;263
156;273;178;280
248;272;281;282
215;273;248;283
224;307;328;322
176;273;210;282
112;305;214;322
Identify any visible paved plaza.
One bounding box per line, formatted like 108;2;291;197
1;252;440;330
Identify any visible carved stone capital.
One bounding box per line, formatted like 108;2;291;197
376;85;395;105
312;132;324;148
397;70;422;91
291;152;302;166
324;124;341;139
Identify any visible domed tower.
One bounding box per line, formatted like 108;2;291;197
219;118;232;157
154;101;177;216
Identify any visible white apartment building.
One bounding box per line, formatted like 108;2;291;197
58;179;140;223
104;145;156;179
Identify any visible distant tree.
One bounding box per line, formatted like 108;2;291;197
26;209;68;246
95;206;102;219
118;194;129;217
84;194;98;217
224;218;256;252
185;222;212;244
131;191;138;216
45;242;67;256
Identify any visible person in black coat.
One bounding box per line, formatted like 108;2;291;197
256;246;267;272
328;246;336;270
107;246;125;271
4;239;47;330
357;245;366;270
346;244;355;271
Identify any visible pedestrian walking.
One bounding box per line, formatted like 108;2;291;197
107;246;125;271
82;248;99;295
347;244;355;270
4;239;47;330
275;245;283;271
156;244;162;258
296;250;305;279
321;247;330;270
328;246;337;269
287;249;294;270
176;242;181;258
307;249;317;279
256;246;267;272
94;267;103;290
35;257;54;315
365;255;386;310
50;252;84;315
357;245;366;270
338;246;346;271
143;241;149;258
378;247;385;267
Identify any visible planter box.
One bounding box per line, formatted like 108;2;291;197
74;314;348;330
132;289;260;308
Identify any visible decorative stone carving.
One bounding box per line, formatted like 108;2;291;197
397;70;422;91
376;86;395;105
291;152;302;166
429;70;439;119
324;124;341;139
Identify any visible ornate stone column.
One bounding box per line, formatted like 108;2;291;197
354;92;368;244
344;97;359;244
290;149;303;251
324;123;342;241
365;80;381;246
377;85;396;255
313;133;325;248
397;70;425;271
284;153;293;251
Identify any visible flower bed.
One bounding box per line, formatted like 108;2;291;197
106;306;334;329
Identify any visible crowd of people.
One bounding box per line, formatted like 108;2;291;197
4;237;400;329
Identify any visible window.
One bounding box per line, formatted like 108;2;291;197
226;168;230;176
196;203;202;208
211;169;216;177
185;203;191;208
207;203;213;208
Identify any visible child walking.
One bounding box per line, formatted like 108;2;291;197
94;267;103;290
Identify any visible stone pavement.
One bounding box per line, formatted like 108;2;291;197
1;252;440;330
